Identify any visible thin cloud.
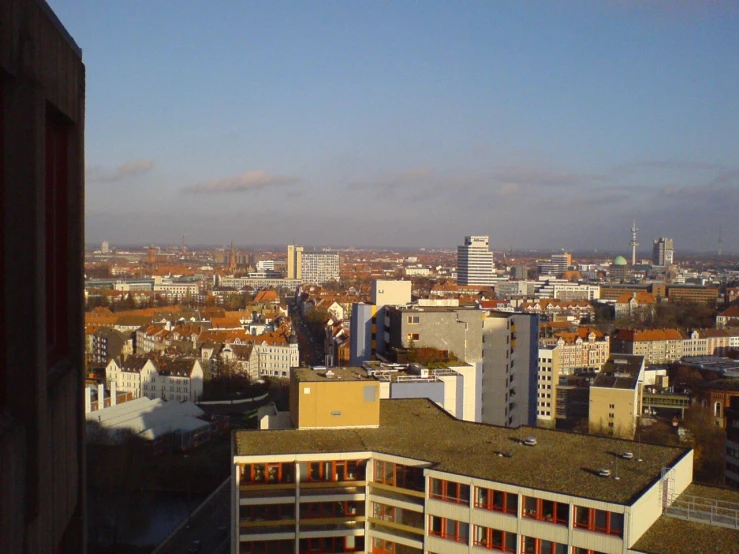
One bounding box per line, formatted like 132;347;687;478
183;170;298;194
349;167;430;192
87;159;155;183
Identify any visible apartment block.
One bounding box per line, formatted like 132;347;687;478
589;355;645;439
652;238;674;267
233;378;710;554
481;312;539;427
350;280;412;366
287;244;304;280
384;306;484;364
301;252;340;285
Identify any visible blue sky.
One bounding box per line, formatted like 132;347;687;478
49;0;739;253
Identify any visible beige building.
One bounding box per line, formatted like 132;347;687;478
287;244;304;280
589;355;645;439
289;367;380;430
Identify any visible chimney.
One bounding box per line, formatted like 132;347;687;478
111;380;117;406
85;387;92;413
98;383;105;409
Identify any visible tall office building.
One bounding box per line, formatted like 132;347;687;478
301;251;340;285
286;244;303;280
652;237;674;267
457;235;494;286
1;0;86;551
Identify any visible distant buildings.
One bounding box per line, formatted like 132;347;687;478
652;237;674;267
457;235;495;286
105;355;205;402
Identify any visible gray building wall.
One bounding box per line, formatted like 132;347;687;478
386;307;484;364
350;303;374;366
390;381;445;404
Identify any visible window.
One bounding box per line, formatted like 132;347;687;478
45;111;71;371
240;503;295;522
407;315;420;324
574;506;624;537
305;459;365;482
474;525;516;552
522;497;569;525
573;549;607;554
407;333;420;342
373;460;425;491
241;462;295;484
300;501;360;520
364;385;376;402
521;537;568;554
372;538;396;554
430;478;470;504
429;516;469;543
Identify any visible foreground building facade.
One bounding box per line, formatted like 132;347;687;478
231;368;709;554
1;0;86;551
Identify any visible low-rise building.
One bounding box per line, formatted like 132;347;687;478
232;369;716;554
589;354;645;439
105;355;204;402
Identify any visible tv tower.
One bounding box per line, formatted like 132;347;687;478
630;219;639;265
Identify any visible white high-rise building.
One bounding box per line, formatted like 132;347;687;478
457;235;494;286
301;252;340;285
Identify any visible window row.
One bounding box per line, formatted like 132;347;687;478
430;478;470;504
241;462;295;484
241;460;367;484
301;501;362;520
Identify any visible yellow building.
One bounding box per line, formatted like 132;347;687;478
589;355;645;439
289;367;380;430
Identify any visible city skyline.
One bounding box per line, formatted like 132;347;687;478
49;1;739;251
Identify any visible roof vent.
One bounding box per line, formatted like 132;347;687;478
325;370;335;379
622;451;634;460
598;468;611;477
523;436;537;446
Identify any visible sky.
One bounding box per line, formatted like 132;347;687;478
49;0;739;253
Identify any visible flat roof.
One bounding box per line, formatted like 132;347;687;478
234;398;689;505
593;354;644;390
631;485;739;554
293;367;371;382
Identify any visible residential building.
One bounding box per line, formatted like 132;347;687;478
105;355;204;402
481;312;539;427
1;1;86;551
611;329;686;364
652;237;674;267
538;252;572;277
301;251;340;285
286;244;303;280
589;354;645;439
614;292;657;321
457;235;495;286
384;305;484;364
350;280;413;366
716;305;739;329
610;256;630;282
536;346;560;427
92;327;133;365
233;376;712;554
551;327;610;372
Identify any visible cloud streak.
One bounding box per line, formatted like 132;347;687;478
87;159;155;183
183;170;298;194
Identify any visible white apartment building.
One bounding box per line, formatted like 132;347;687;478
301;252;340;285
457;235;495;286
537;346;559;427
105;355;204;402
481;312;538;427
